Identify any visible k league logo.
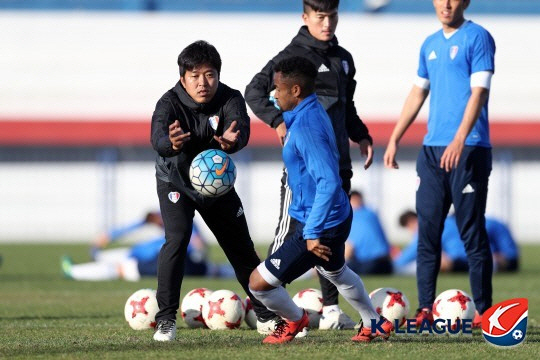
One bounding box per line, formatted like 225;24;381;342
482;298;528;347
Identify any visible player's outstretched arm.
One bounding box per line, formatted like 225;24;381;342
151;96;185;157
440;86;489;172
384;85;429;169
219;92;251;153
169;120;191;151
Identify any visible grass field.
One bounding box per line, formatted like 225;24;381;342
1;243;539;359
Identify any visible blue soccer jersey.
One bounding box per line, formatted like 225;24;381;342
418;20;495;147
282;93;350;240
348;206;390;262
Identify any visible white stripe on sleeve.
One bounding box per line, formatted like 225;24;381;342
414;76;430;90
471;71;493;89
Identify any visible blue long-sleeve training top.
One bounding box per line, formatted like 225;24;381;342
282;93;350;239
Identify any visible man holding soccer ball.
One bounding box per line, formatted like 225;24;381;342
150;40;270;341
248;56;392;344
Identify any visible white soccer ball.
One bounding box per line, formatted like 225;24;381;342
369;287;410;328
244;296;257;329
433;289;476;332
292;288;323;328
201;289;245;330
124;288;159;330
189;149;236;197
181;288;213;328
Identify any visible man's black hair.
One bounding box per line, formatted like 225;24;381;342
177;40;222;77
303;0;339;13
399;210;417;228
273;56;317;96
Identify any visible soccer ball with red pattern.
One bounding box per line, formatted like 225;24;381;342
433;289;476;332
181;288;213;328
369;287;410;328
189;149;237;198
292;288;323;328
201;289;245;330
244;296;257;329
124;288;159;330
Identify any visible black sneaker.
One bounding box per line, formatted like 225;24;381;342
153;319;176;341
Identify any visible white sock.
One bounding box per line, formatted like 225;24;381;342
94;248;131;264
316;265;379;325
120;258;141;282
250;286;303;321
71;261;119;281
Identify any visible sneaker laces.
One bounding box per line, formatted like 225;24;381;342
157;320;175;334
271;319;288;337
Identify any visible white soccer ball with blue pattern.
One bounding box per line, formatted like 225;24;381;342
189;149;236;197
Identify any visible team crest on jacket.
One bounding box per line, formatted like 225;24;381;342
341;60;349;75
449;46;459;60
482;298;528;347
208;115;219;131
168;191;180;203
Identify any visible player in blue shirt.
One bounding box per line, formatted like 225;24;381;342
61;212;233;281
486;217;519;272
345;191;393;274
393;211;468;275
383;0;495;328
248;56;392;344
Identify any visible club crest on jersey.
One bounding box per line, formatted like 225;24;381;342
482;298;528;347
208;115;219;131
168;191;180;203
342;60;349;75
450;46;459;60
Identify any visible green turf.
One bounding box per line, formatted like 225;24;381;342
1;243;538;359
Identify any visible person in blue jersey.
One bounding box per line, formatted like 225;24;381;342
344;190;393;274
245;0;372;333
486;217;519;272
61;212;233;281
383;0;496;329
393;211;468;275
248;56;392;344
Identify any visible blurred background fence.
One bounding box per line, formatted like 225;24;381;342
1;1;539;244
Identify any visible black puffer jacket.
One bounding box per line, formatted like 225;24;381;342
151;81;250;206
245;26;372;174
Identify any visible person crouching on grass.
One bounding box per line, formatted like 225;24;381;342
248;56;393;344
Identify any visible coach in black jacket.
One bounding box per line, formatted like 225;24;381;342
151;40;267;341
245;0;373;333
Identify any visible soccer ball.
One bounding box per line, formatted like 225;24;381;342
201;289;245;330
181;288;213;328
433;289;476;332
292;288;323;328
124;288;159;330
369;287;410;328
244;296;257;329
189;149;236;197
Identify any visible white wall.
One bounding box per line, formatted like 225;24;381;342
1;12;539;120
1;12;539;243
0;158;537;243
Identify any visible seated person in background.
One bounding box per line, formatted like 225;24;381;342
61;211;234;281
394;210;518;274
485;217;519;272
393;210;468;275
344;190;393;274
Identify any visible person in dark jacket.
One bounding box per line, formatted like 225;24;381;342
244;0;372;332
150;40;269;341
